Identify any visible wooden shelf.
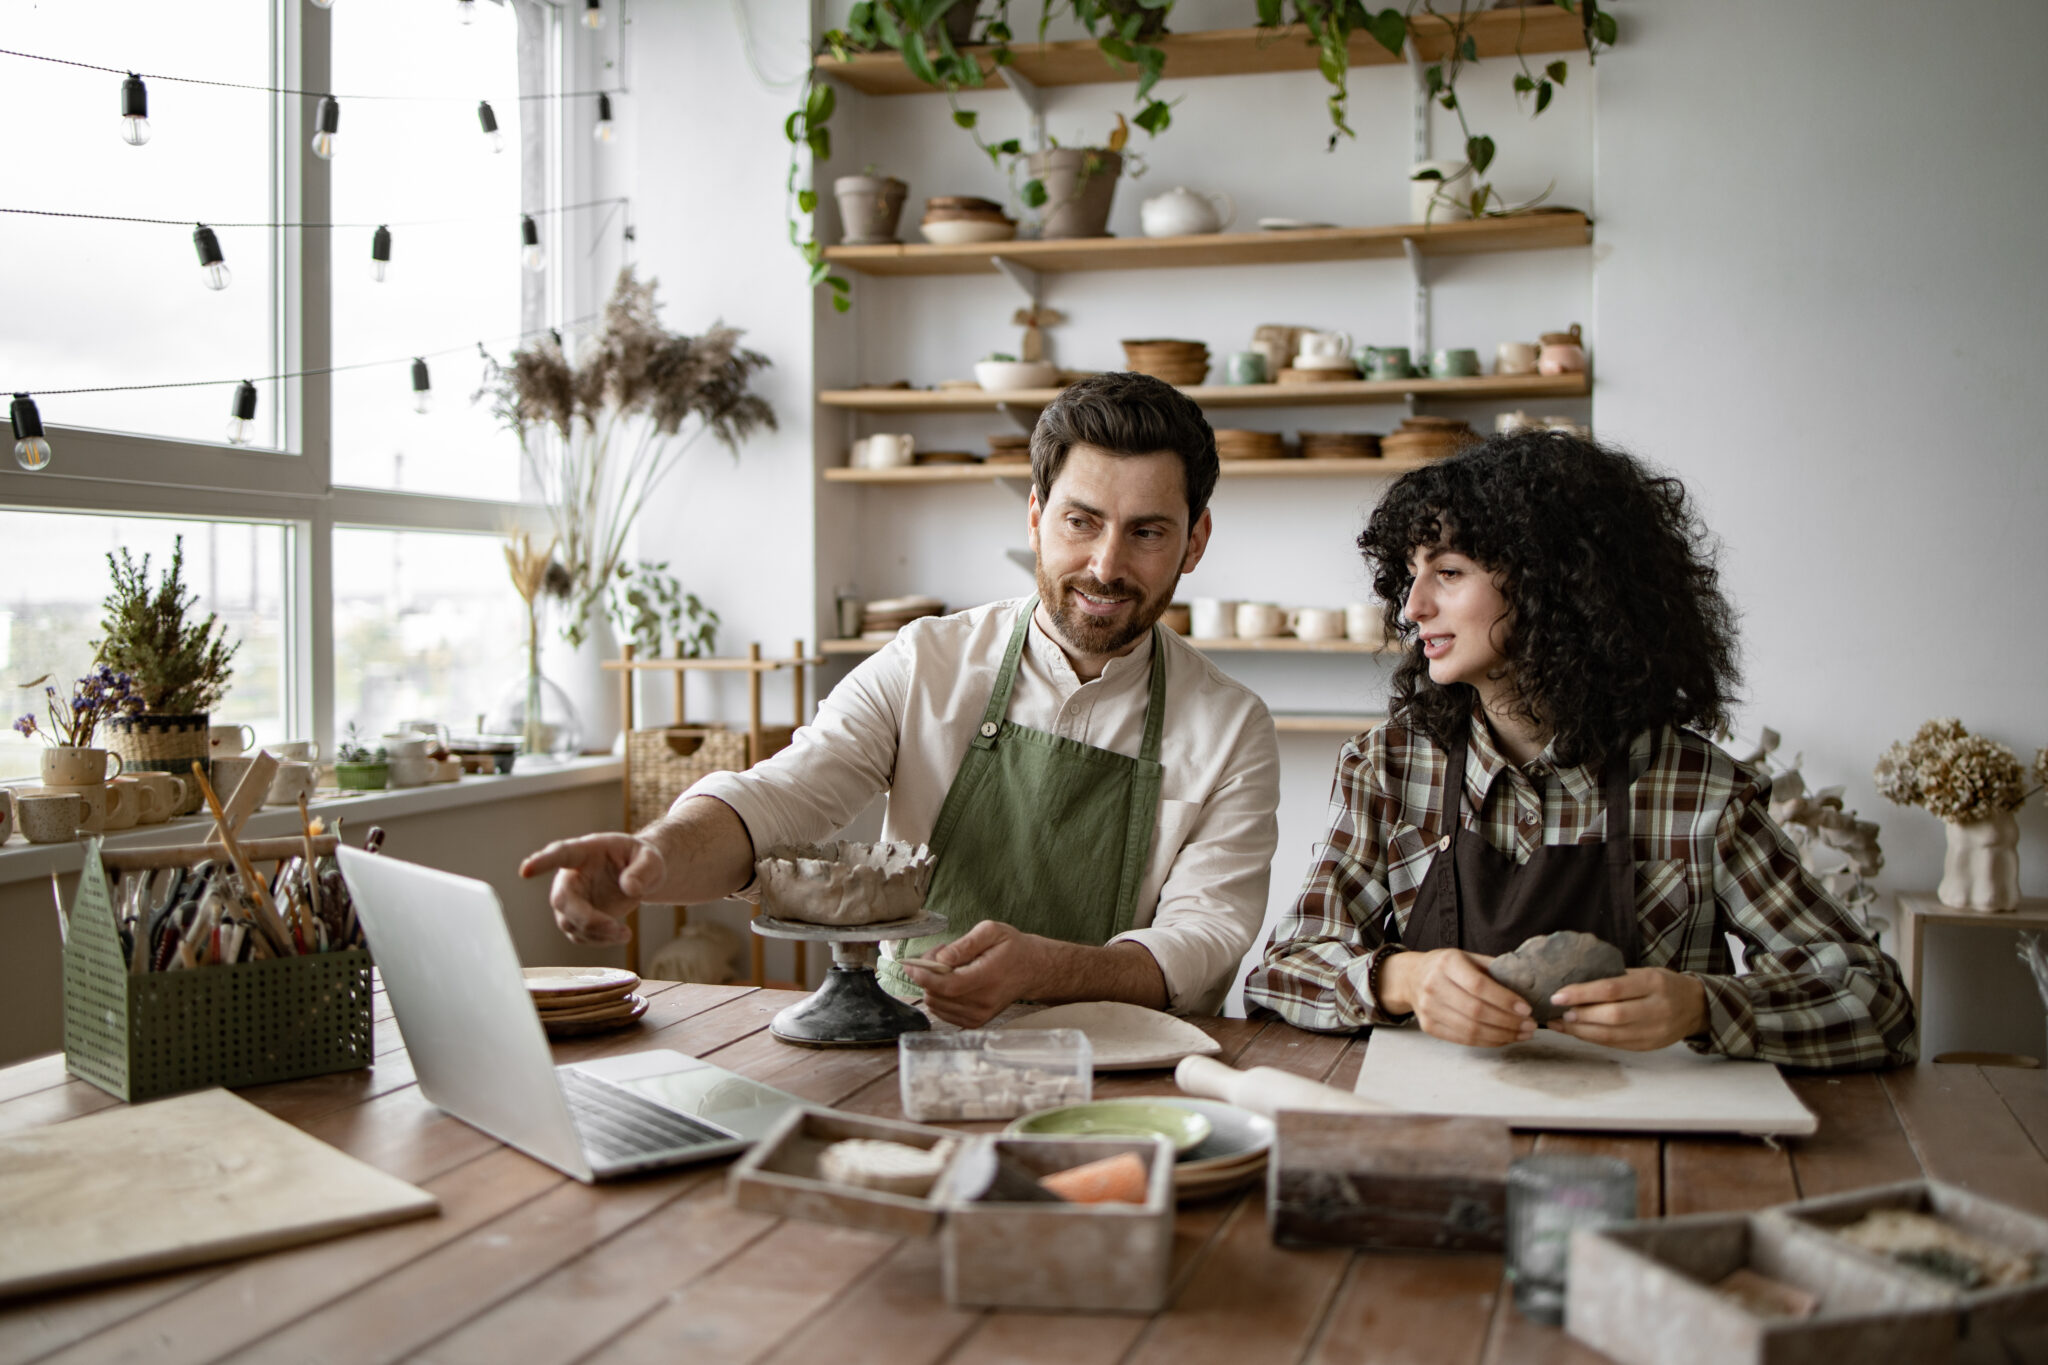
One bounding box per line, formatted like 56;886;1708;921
818;10;1588;96
819;371;1587;414
819;634;1393;656
826;213;1588;277
825;455;1448;484
1273;713;1387;735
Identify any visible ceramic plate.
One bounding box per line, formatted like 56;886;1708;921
1004;1001;1223;1070
523;966;640;997
1006;1100;1213;1154
541;994;649;1037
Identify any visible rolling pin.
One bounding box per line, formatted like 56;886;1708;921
1176;1055;1394;1117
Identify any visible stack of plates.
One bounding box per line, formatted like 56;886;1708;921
862;594;945;637
1213;428;1288;461
1121;339;1210;387
523;966;647;1038
922;196;1017;245
1381;415;1480;461
986;432;1032;464
1276;364;1360;384
1297;430;1382;460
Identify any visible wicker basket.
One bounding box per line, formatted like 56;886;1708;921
63;843;374;1102
104;712;211;815
627;727;750;830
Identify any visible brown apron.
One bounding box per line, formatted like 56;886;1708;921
1401;723;1645;964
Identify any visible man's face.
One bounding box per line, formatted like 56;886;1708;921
1028;444;1211;665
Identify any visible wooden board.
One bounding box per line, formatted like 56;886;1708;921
1354;1030;1818;1137
0;1087;437;1298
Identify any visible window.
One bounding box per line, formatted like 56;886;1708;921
0;1;558;771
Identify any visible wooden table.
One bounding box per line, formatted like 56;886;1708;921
1893;891;2048;1004
4;981;2045;1365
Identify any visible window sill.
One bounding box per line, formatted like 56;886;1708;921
0;755;622;888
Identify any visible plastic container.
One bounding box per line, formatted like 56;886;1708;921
899;1027;1092;1122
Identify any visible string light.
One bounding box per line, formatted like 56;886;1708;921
310;95;340;159
225;381;258;446
10;395;51;471
371;224;392;282
192;224;231;290
411;358;433;414
477;100;504;154
593;92;614;143
584;0;605;29
309;0;335;9
119;73;150;146
520;214;545;273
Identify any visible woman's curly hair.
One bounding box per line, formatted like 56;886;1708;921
1359;429;1741;767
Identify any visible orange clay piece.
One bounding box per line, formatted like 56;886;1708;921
1037;1151;1148;1204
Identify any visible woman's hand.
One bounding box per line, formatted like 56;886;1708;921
1546;968;1708;1051
1378;948;1536;1048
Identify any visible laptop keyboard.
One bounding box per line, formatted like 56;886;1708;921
557;1065;736;1167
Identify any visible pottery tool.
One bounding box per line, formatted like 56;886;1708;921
1175;1055;1392;1117
192;761;293;957
896;956;953;975
749;911;949;1047
1267;1111;1511;1251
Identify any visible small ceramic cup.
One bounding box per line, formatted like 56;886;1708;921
208;755;259;806
0;792;10;844
209;723;257;758
854;433;916;469
128;771;188;824
266;761;318;807
269;740;317;762
36;781;116;834
41;746;121;787
1288;607;1347;642
1346;601;1387;647
381;734;431;760
14;791;83;844
1235;602;1287;639
1361;346;1413;381
1188;598;1238;640
1225;350;1268;385
1495;341;1540;375
388;755;434;789
1429;348;1482;379
113;774;167;826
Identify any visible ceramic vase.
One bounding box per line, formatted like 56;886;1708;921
833;175;909;245
1027;149;1123;240
1937;812;2021;912
543;610;620;755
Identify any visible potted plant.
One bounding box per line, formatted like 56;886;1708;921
333;724;389;791
94;536;239;812
1024;118;1136;238
1874;718;2045;912
12;664;145;787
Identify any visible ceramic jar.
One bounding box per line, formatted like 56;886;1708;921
1027;148;1122;240
1538;324;1587;375
834;174;909;246
1139;187;1235;238
41;746;120;787
1938;812;2021;912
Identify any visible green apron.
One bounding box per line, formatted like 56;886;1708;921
879;597;1167;1000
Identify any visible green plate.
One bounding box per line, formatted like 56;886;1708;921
1006;1100;1214;1154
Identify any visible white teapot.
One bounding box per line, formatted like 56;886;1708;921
1139;186;1236;238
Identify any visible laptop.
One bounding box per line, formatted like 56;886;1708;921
336;847;803;1182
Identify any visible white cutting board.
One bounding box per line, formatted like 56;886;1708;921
1354;1028;1818;1136
0;1087;439;1298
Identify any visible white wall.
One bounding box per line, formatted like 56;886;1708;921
610;0;2048;1049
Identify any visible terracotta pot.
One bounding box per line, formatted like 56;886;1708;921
40;746;119;787
834;174;909;245
1937;812;2021;911
1027;148;1123;240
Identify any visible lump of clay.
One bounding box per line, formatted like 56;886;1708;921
817;1138;955;1198
756;841;934;926
1487;930;1625;1022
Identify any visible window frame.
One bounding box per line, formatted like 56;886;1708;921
0;0;553;758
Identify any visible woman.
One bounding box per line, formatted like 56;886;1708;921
1243;430;1916;1070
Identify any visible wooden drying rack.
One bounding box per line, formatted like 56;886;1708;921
604;641;825;988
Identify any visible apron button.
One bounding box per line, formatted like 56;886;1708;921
1437;836;1450;851
979;721;998;738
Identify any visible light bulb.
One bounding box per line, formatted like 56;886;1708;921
521;214;546;273
456;0;477;21
193;225;232;291
411;358;433;414
310;95;340;160
120;74;151;146
477;101;504;154
226;381;258;446
10;395;51;471
309;0;335;8
370;224;392;282
593;92;615;143
583;0;604;27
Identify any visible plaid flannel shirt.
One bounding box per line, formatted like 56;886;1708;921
1243;716;1918;1071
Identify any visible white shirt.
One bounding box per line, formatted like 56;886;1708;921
687;597;1281;1014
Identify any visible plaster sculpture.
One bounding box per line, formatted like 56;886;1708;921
755;840;935;926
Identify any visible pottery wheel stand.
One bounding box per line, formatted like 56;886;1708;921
749;911;947;1048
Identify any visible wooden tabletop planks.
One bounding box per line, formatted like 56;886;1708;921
1661;1135;1799;1217
1784;1072;1924;1198
1885;1062;2048;1216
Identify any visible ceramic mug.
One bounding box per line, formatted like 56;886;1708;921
1226;350;1268;385
1235;602;1287;639
209;723;257;757
1248;337;1286;382
1428;348;1482;379
266;761;318;807
14;791;82;844
37;781;117;834
388;755;434;789
208;755;259;806
1345;602;1386;646
381;734;431;760
1360;346;1413;381
269;740;317;761
1294;330;1353;369
853;432;916;469
1288;606;1347;642
40;746;121;787
1188;598;1238;640
0;791;9;844
1538;324;1587;375
1495;341;1540;375
128;771;188;823
113;775;168;826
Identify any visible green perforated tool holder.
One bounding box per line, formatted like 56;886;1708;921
63;841;375;1102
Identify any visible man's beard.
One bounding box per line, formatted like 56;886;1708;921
1035;561;1176;658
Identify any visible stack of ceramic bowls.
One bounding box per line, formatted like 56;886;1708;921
524;967;648;1038
1212;428;1287;461
986;432;1033;464
1380;415;1480;461
861;594;946;638
921;196;1017;245
1120;339;1211;386
1297;431;1382;460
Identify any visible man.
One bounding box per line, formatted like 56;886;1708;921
523;372;1281;1027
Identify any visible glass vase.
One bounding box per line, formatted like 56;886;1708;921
486;669;582;761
